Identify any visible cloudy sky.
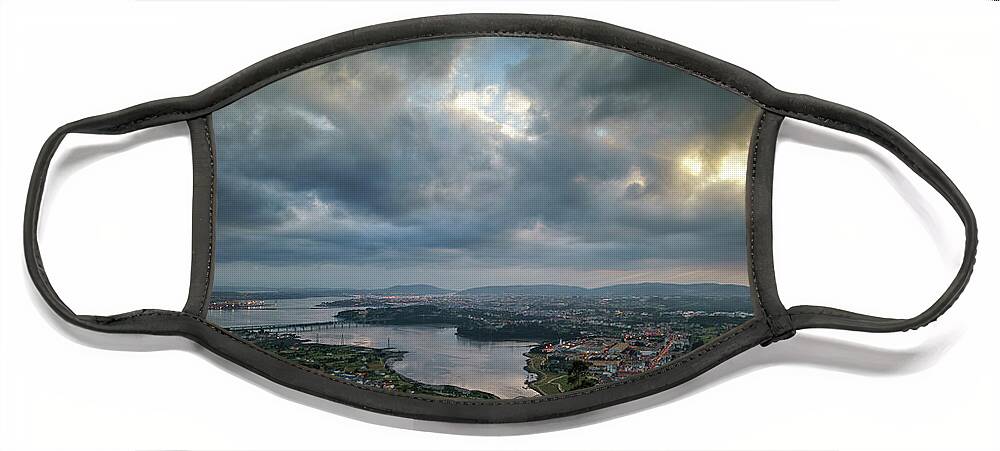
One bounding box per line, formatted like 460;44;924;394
212;37;760;290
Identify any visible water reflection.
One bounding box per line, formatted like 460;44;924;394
207;297;538;398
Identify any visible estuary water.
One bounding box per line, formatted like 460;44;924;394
207;297;538;398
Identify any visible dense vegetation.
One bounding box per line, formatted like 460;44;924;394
335;305;577;341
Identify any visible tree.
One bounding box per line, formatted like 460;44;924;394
567;360;590;385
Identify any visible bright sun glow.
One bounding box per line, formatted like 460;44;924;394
717;152;747;182
449;85;536;141
680;154;704;176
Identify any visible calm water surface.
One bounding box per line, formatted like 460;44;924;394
207;297;537;398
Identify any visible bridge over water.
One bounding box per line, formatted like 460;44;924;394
227;320;367;333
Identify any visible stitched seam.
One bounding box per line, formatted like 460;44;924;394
748;111;782;338
787;310;868;318
106;309;759;406
748;112;769;327
199;119;215;318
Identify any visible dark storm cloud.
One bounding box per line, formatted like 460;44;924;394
506;41;747;146
212;37;760;288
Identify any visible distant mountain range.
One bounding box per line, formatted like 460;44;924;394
215;282;748;298
456;282;748;297
456;284;588;296
371;284;454;295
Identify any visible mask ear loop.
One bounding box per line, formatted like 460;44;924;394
771;97;978;333
24;105;202;334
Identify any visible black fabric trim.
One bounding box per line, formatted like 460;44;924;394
181;117;215;318
746;112;794;345
771;100;978;332
24;13;977;422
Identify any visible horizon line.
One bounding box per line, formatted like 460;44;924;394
212;280;751;293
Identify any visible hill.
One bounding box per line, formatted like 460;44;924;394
456;282;748;297
370;284;454;295
589;282;749;297
215;282;749;300
456;284;590;296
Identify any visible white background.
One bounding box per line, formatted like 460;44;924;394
1;1;997;450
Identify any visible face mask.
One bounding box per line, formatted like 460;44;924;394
25;14;977;424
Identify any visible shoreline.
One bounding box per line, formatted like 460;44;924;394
237;329;500;400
